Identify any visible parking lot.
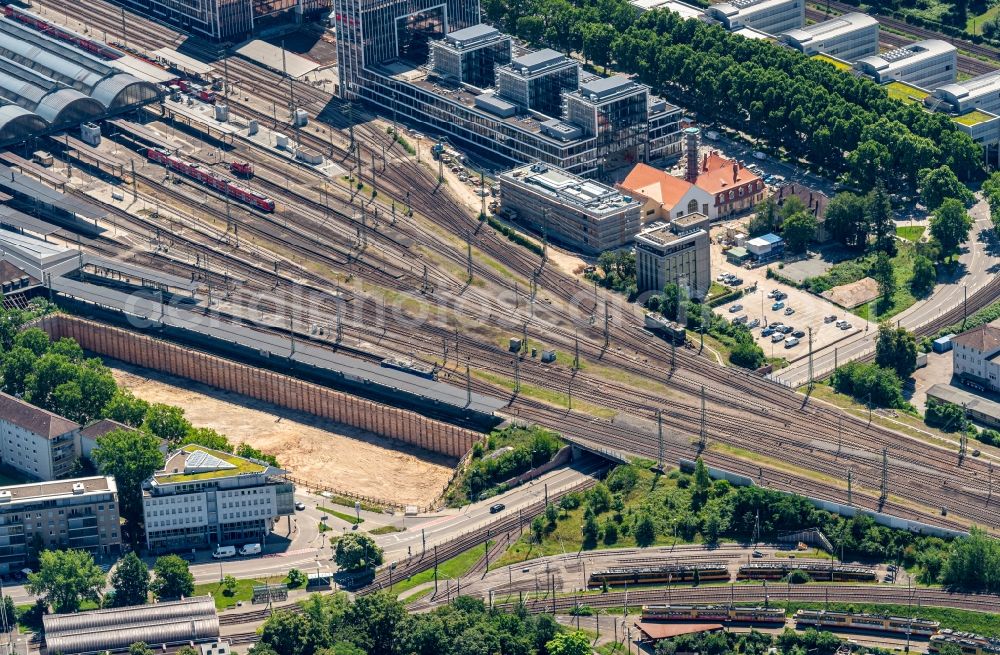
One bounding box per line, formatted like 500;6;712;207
709;230;875;363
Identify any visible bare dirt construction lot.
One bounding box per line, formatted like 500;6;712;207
108;361;456;507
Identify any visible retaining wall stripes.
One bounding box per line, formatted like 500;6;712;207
38;315;480;459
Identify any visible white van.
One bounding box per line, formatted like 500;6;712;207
212;545;236;559
239;543;262;556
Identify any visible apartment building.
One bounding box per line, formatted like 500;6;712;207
634;214;711;299
0;392;79;481
706;0;804;35
854;39;957;89
952;322;1000;393
780;12;879;62
0;476;121;573
142;446;295;552
498;163;641;253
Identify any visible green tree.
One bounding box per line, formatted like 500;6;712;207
236;443;280;467
824;192;869;249
924;398;968;432
917;166;974;210
875;323;917;380
634;512;655;547
581;23;616;69
102;390;151;427
92;429;165;526
151;554;195;600
515;15;544;43
110;552;150;607
781;211;817;254
27;549;106;613
345;592;407;655
531;515;545;543
181;428;233;452
334;533;383;571
544;502;559;526
661;283;681;321
546;632;591;655
287;568;307;588
747;197;777;237
1;347;37;396
942;527;1000;593
870;252;896;311
176;647;201;655
14;327;49;356
930;198;973;261
910;255;936;296
692;457;712;510
582;508;600;548
222;574;238;596
866;183;896;256
129;643;154;655
143;404;192;444
259;610;311;655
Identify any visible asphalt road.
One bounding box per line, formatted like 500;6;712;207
774;199;1000;387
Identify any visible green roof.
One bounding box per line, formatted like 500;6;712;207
952;109;996;126
812;54;851;72
156;446;266;483
885;81;929;105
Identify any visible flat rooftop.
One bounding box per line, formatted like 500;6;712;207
885;80;930;104
857;39;954;71
502;163;637;216
783;12;877;41
636;220;705;246
578;74;640;100
953;109;997;126
154;445;271;484
0;476;115;503
378;62;578;140
812;53;852;71
630;0;706;18
509;48;571;74
444;23;502;47
235;40;319;79
151;47;215;77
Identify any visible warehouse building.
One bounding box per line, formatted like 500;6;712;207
429;24;511;89
779;12;879;62
43;595;219;654
634;214;711;298
0;392;79;480
142;445;295;552
930;70;1000;116
926;383;1000;430
0;476;121;574
705;0;804;35
498;163;641;253
854;39;957;89
0;13;159;146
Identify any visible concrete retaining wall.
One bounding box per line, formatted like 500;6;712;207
38;315;480;459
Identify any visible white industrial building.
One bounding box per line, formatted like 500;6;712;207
630;0;706;19
142;446;295;552
930;70;1000;117
498;163;641;253
0;391;79;480
780;12;879;62
951;322;1000;393
853;39;957;89
705;0;804;36
634;214;711;299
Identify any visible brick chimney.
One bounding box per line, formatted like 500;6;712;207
732;162;738;183
684;127;700;183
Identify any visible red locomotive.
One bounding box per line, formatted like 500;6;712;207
147;148;275;212
3;6;122;60
230;161;254;178
172;79;216;103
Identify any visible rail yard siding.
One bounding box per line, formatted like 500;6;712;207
37;315;479;458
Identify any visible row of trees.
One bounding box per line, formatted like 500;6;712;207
251;593;573;655
24;549;195;613
483;0;984;191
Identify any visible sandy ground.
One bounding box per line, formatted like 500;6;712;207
108;361;456;507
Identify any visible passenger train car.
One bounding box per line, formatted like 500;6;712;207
3;6;122;60
737;562;877;582
794;610;939;636
588;563;729;587
930;630;1000;655
147;148;275;212
642;605;786;624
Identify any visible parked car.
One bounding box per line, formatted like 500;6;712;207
729;304;743;313
785;337;800;348
824;315;838;323
771;333;785;342
748;319;760;329
762;327;776;337
780;325;794;334
841;322;853;330
239;543;262;556
792;330;805;338
774;291;787;300
769;322;782;329
772;301;784;310
784;307;795;315
734;315;749;324
730;278;744;286
490;503;505;514
767;290;777;299
213;546;236;559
